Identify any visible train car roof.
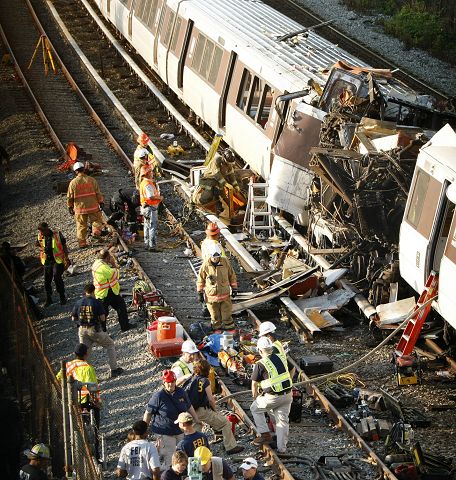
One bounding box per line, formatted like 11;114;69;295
171;0;415;98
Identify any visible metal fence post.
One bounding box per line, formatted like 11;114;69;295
62;361;73;479
67;376;76;476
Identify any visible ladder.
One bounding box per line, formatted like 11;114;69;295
243;180;274;238
395;271;438;357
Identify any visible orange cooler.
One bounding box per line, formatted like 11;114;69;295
157;316;177;340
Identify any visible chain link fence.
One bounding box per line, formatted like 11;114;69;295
0;259;102;479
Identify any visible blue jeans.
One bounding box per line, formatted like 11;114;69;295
144;206;158;248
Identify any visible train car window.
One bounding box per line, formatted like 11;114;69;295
199;40;214;78
162;8;175;47
208;46;222;86
134;0;145;18
142;0;153;24
248;77;261;120
236;69;252;110
258;84;272;128
192;33;205;72
147;0;160;30
406;169;430;228
170;16;182;52
119;0;128;5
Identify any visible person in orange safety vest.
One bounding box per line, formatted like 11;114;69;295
139;166;163;252
133;132;162;188
36;222;69;307
67;161;105;248
196;243;238;331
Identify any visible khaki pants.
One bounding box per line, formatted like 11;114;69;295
194;407;237;451
78;327;118;370
75;211;104;245
207;300;234;330
250;392;292;452
156;434;183;469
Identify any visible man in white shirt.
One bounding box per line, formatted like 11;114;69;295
116;420;161;480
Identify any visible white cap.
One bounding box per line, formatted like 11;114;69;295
182;339;199;354
257;336;273;350
259;321;276;336
73;161;84;171
209;243;222;257
138;147;149;159
240;458;258;470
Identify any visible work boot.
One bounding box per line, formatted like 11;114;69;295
252;432;273;445
60;294;67;305
44;295;53;307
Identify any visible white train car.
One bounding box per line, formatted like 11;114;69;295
92;0;426;215
399;124;456;329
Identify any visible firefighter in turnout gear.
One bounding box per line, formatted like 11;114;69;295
139;166;163;251
67;161;104;248
201;222;226;260
92;249;134;332
134;132;161;188
36;222;68;306
250;336;294;453
196;243;237;331
171;340;200;387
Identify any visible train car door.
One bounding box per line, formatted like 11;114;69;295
153;0;166;66
218;52;237;130
128;0;135;37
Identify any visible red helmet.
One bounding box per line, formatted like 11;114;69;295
140;165;152;178
162;370;176;383
137;132;150;146
205;222;220;236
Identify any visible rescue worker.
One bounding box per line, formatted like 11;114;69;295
143;370;199;469
116;420;161;480
200;223;226;260
250;337;294;453
240;458;264;480
171;340;200;387
160;451;187;480
67;161;104;248
108;188;140;226
197;244;237;331
187;360;244;455
175;411;209;457
134;132;161;188
36;222;68;306
72;283;123;377
92;249;134;332
258;321;286;357
193;446;235;480
139;166;163;252
20;444;51;480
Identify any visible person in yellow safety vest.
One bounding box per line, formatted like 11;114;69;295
258;321;287;357
250;337;294;454
67;161;105;248
200;222;226;260
171;340;200;387
36;222;69;307
133;132;161;188
139;166;163;252
92;249;134;332
196;243;237;331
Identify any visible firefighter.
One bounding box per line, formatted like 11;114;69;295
171;340;200;387
250;337;294;453
92;249;134;332
139;166;163;252
67;161;105;248
200;222;226;260
193;446;235;480
134;132;161;188
20;444;51;480
258;321;286;357
36;222;68;306
196;244;238;331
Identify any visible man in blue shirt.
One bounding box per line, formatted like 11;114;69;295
175;412;209;457
143;370;199;469
72;283;123;378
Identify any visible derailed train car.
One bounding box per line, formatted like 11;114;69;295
93;0;451;218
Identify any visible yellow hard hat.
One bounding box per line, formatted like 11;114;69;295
194;446;212;465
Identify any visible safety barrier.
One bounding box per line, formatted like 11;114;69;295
0;258;102;479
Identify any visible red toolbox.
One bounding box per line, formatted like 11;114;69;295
149;337;184;358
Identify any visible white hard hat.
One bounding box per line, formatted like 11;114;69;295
73;161;84;171
182;339;199;354
257;336;273;350
209;243;222;257
259;321;276;336
138;147;149;159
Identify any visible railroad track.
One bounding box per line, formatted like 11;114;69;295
1;1;456;480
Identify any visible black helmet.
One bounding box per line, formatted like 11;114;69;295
223;149;236;163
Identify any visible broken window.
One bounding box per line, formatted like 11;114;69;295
258;84;273;128
237;69;252;110
237;71;273;128
406;169;430;228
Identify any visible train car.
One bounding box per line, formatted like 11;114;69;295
92;0;441;219
399;124;456;329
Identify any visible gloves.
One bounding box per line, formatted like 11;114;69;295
99;203;105;211
231;289;238;298
68;207;74;215
198;291;205;303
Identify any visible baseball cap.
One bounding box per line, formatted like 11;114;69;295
74;343;88;357
174;412;194;424
240;458;258;470
162;369;176;382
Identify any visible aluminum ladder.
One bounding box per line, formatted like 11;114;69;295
243;180;274;238
395;271;438;357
